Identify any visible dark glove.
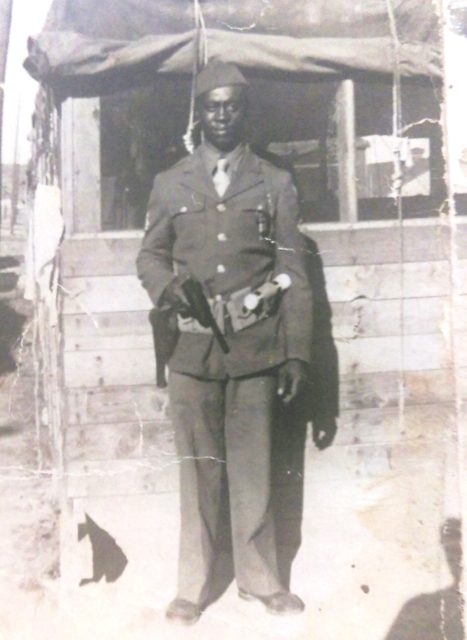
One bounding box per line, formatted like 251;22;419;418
277;359;309;405
159;275;192;316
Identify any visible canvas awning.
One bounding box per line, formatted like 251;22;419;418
24;0;442;97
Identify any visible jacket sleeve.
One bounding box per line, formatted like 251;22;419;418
274;172;313;364
136;174;175;307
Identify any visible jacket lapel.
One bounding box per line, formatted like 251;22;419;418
223;148;264;201
179;148;218;199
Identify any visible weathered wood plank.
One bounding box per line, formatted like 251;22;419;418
65;332;153;352
402;297;454;333
65;420;174;462
62;310;154;353
62;275;151;314
66;457;180;498
304;437;447;485
332;402;453;447
324;261;452;302
456;260;467;295
454;295;467;332
337;334;451;376
301;223;452;266
61;98;102;234
64;348;155;387
455;223;467;259
339;369;455;411
60;98;74;233
66;385;169;425
332;296;449;340
459;368;467;399
455;333;467;370
63;333;452;388
63;310;150;336
61;262;463;315
60;236;141;277
66;422;144;462
73;98;102;233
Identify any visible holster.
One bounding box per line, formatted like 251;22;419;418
149;307;179;388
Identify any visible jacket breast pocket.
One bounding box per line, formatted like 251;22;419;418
170;200;206;252
231;197;274;245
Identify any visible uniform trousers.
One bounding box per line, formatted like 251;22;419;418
169;370;283;604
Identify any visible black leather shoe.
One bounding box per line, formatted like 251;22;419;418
165;598;201;625
238;588;305;615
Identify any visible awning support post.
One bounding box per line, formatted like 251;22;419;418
336;78;358;223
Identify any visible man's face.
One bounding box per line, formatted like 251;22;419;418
198;85;247;153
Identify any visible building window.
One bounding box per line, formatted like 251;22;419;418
98;76;446;231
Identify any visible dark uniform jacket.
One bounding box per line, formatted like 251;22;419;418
136;144;313;379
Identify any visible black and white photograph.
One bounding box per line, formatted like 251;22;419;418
0;1;465;638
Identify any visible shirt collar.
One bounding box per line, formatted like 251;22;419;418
200;142;247;177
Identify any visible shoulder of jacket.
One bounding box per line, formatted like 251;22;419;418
255;157;294;198
154;154;191;183
256;155;292;183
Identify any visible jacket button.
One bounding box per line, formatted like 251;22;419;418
217;233;227;242
216;264;226;274
217;203;226;212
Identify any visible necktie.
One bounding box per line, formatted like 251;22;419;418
212;158;230;197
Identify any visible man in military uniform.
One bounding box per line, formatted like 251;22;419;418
137;61;313;625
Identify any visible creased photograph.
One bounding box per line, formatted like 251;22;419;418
0;1;465;639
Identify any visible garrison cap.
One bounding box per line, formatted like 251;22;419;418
195;61;249;98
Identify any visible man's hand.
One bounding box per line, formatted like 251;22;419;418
277;359;309;405
312;416;338;450
160;276;192;316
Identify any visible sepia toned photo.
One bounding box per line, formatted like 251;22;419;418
0;1;465;638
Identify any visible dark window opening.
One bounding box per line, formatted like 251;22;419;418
99;76;446;230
